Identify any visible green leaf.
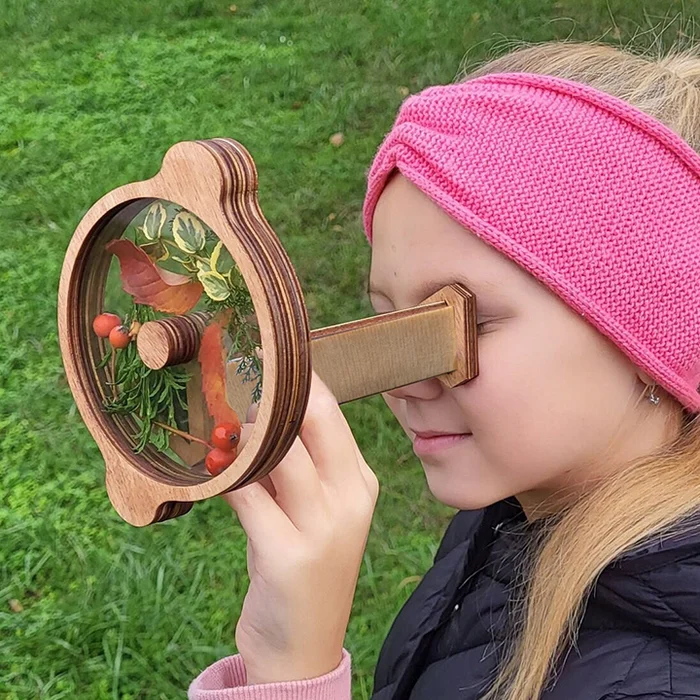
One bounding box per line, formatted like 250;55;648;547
172;211;206;254
172;255;198;273
196;258;211;273
198;270;231;301
96;346;112;368
140;240;169;262
210;240;223;273
142;202;167;240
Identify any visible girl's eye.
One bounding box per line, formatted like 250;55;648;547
476;322;490;334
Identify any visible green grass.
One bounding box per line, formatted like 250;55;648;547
1;1;697;697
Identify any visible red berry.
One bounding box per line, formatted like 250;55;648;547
93;313;121;338
109;325;131;349
205;447;237;476
211;422;241;451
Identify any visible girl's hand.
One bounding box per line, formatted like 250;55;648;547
223;369;380;685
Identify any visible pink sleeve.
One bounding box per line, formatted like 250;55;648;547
187;648;352;700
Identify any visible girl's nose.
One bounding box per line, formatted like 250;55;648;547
384;376;443;401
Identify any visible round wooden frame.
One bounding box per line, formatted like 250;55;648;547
58;138;479;527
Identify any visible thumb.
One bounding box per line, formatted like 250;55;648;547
234;402;259;453
246;401;260;422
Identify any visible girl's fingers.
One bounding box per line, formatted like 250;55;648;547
342;427;380;500
239;399;330;531
298;371;368;494
246;401;259;422
222;480;292;544
266;436;326;530
258;473;277;499
232;369;377;533
248;369;366;495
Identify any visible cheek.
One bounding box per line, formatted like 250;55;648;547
461;319;636;489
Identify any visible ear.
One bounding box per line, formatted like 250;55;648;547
635;368;655;386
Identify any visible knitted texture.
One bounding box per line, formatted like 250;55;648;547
362;72;700;413
188;649;351;699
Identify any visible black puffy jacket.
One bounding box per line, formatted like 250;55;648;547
371;499;700;699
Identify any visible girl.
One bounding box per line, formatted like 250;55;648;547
189;39;700;699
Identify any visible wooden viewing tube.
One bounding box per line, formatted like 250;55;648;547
135;282;478;416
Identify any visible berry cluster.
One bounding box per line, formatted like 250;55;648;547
94;312;242;476
92;312;133;348
205;422;241;476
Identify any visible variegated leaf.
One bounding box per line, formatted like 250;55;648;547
172;211;206;254
210;240;224;273
142;202;167;240
198;270;231;301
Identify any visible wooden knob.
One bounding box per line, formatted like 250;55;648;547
136;312;211;369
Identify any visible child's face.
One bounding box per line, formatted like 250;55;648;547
369;172;672;517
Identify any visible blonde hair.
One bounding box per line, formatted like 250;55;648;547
453;36;700;700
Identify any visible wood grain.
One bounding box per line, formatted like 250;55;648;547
137;312;210;370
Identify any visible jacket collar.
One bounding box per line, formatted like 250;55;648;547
492;502;700;653
592;510;700;651
372;500;700;699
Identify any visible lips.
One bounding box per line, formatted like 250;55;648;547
411;429;471;438
412;432;472;456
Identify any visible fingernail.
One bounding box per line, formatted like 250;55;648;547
238;422;253;450
246;402;259;422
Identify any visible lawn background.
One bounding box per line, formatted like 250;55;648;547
1;1;697;698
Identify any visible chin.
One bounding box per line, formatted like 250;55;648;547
424;476;503;511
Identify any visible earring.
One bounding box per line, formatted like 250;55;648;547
647;383;661;406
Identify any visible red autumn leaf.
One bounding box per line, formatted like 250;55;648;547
198;319;242;427
105;239;203;314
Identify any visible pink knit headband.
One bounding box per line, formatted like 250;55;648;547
362;71;700;414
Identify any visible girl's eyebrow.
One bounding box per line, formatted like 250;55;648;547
367;275;500;302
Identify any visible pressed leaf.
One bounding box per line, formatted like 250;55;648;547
210;240;223;272
105;239;203;313
198;319;242;427
198;270;231;301
140;239;169;262
141;202;167;240
172;211;206;254
173;255;198;273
